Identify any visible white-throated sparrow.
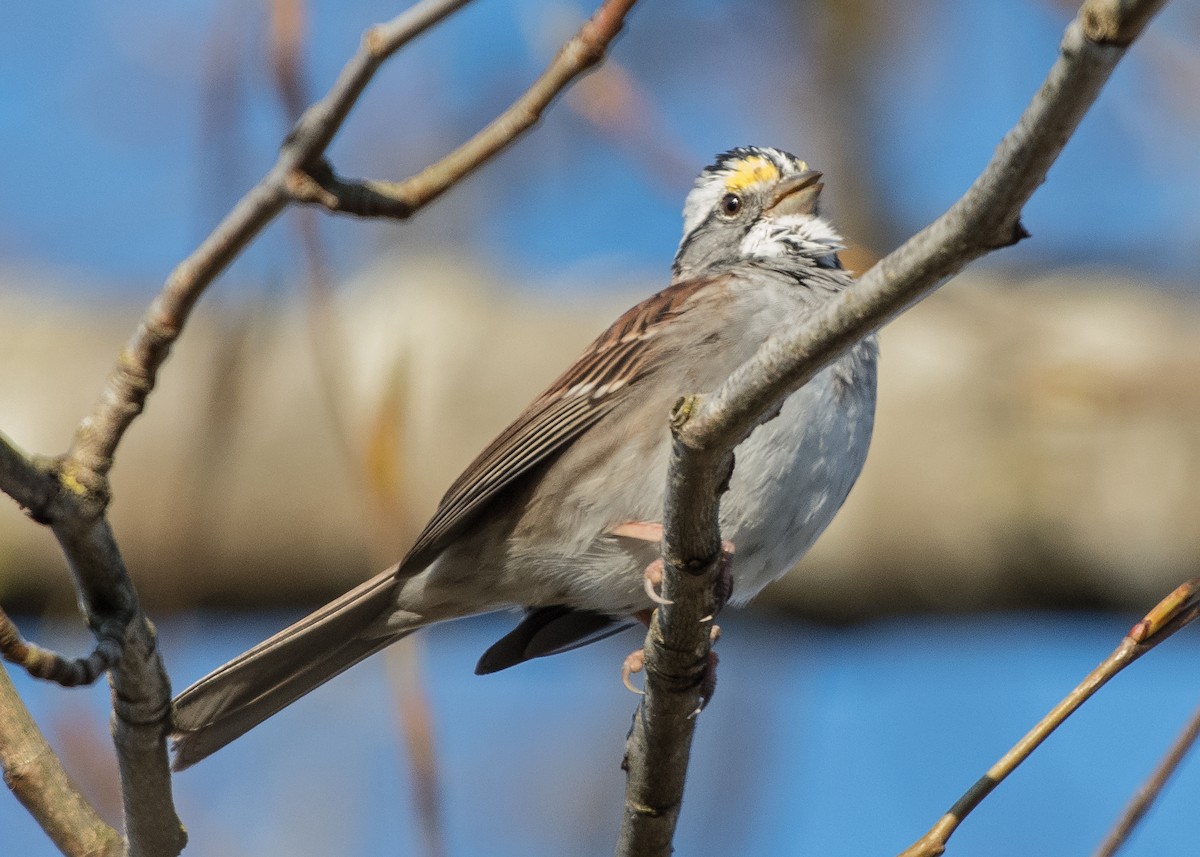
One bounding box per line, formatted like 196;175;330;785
172;147;878;769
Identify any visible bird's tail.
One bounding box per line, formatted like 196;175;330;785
171;564;414;771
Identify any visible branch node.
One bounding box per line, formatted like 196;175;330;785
363;24;387;59
287;165;341;209
1080;0;1162;46
624;799;668;820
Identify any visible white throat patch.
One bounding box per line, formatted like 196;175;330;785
739;213;844;265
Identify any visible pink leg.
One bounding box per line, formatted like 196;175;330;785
608;521;736;611
621;609;654;694
610;523;732;706
621;620;723;711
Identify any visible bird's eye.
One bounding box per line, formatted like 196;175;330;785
719;193;742;217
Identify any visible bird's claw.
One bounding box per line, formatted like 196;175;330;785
622;649;645;695
643;559;673;605
689;649;720;717
700;541;735;622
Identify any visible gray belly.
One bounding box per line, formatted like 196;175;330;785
718;347;876;603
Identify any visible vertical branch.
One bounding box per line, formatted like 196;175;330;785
51;518;187;857
616;398;727;856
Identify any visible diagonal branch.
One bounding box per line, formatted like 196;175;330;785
288;0;640;218
62;0;478;497
0;664;124;857
901;578;1200;857
617;1;1169;854
677;0;1167;461
1092;701;1200;857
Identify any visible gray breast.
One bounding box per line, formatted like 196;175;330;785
718;336;877;603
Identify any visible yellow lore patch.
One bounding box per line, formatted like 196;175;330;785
724;156;804;193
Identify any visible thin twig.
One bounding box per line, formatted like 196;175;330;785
0;432;59;523
1093;700;1200;857
290;0;640;217
0;0;642;851
0;664;125;857
899;578;1200;857
62;0;476;496
617;1;1169;855
0;608;122;687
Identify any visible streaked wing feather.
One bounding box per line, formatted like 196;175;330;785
401;276;717;569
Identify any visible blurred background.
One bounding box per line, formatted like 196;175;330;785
3;1;1200;855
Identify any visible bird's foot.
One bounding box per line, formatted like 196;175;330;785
621;622;721;713
642;558;672;605
693;646;720;717
609;521;735;615
621;648;646;695
701;547;734;623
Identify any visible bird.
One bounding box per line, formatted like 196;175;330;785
170;146;879;770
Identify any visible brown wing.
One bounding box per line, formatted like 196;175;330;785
400;276;717;570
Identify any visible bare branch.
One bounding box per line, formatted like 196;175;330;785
3;1;644;853
618;1;1169;854
0;432;59;523
900;578;1200;857
61;0;478;496
291;0;640;217
49;518;187;857
1092;703;1200;857
0;609;122;687
0;664;125;857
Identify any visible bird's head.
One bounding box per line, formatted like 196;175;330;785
672;147;843;280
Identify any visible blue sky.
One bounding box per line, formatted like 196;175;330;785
0;1;1197;295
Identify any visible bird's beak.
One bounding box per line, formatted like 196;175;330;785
765;170;823;217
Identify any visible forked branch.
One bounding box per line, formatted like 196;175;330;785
0;1;641;855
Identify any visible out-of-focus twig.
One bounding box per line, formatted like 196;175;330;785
61;0;478;497
289;0;640;217
900;578;1200;857
617;2;1169;855
563;53;695;191
268;0;309;123
388;644;448;857
0;664;124;857
267;5;446;854
1092;700;1200;857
